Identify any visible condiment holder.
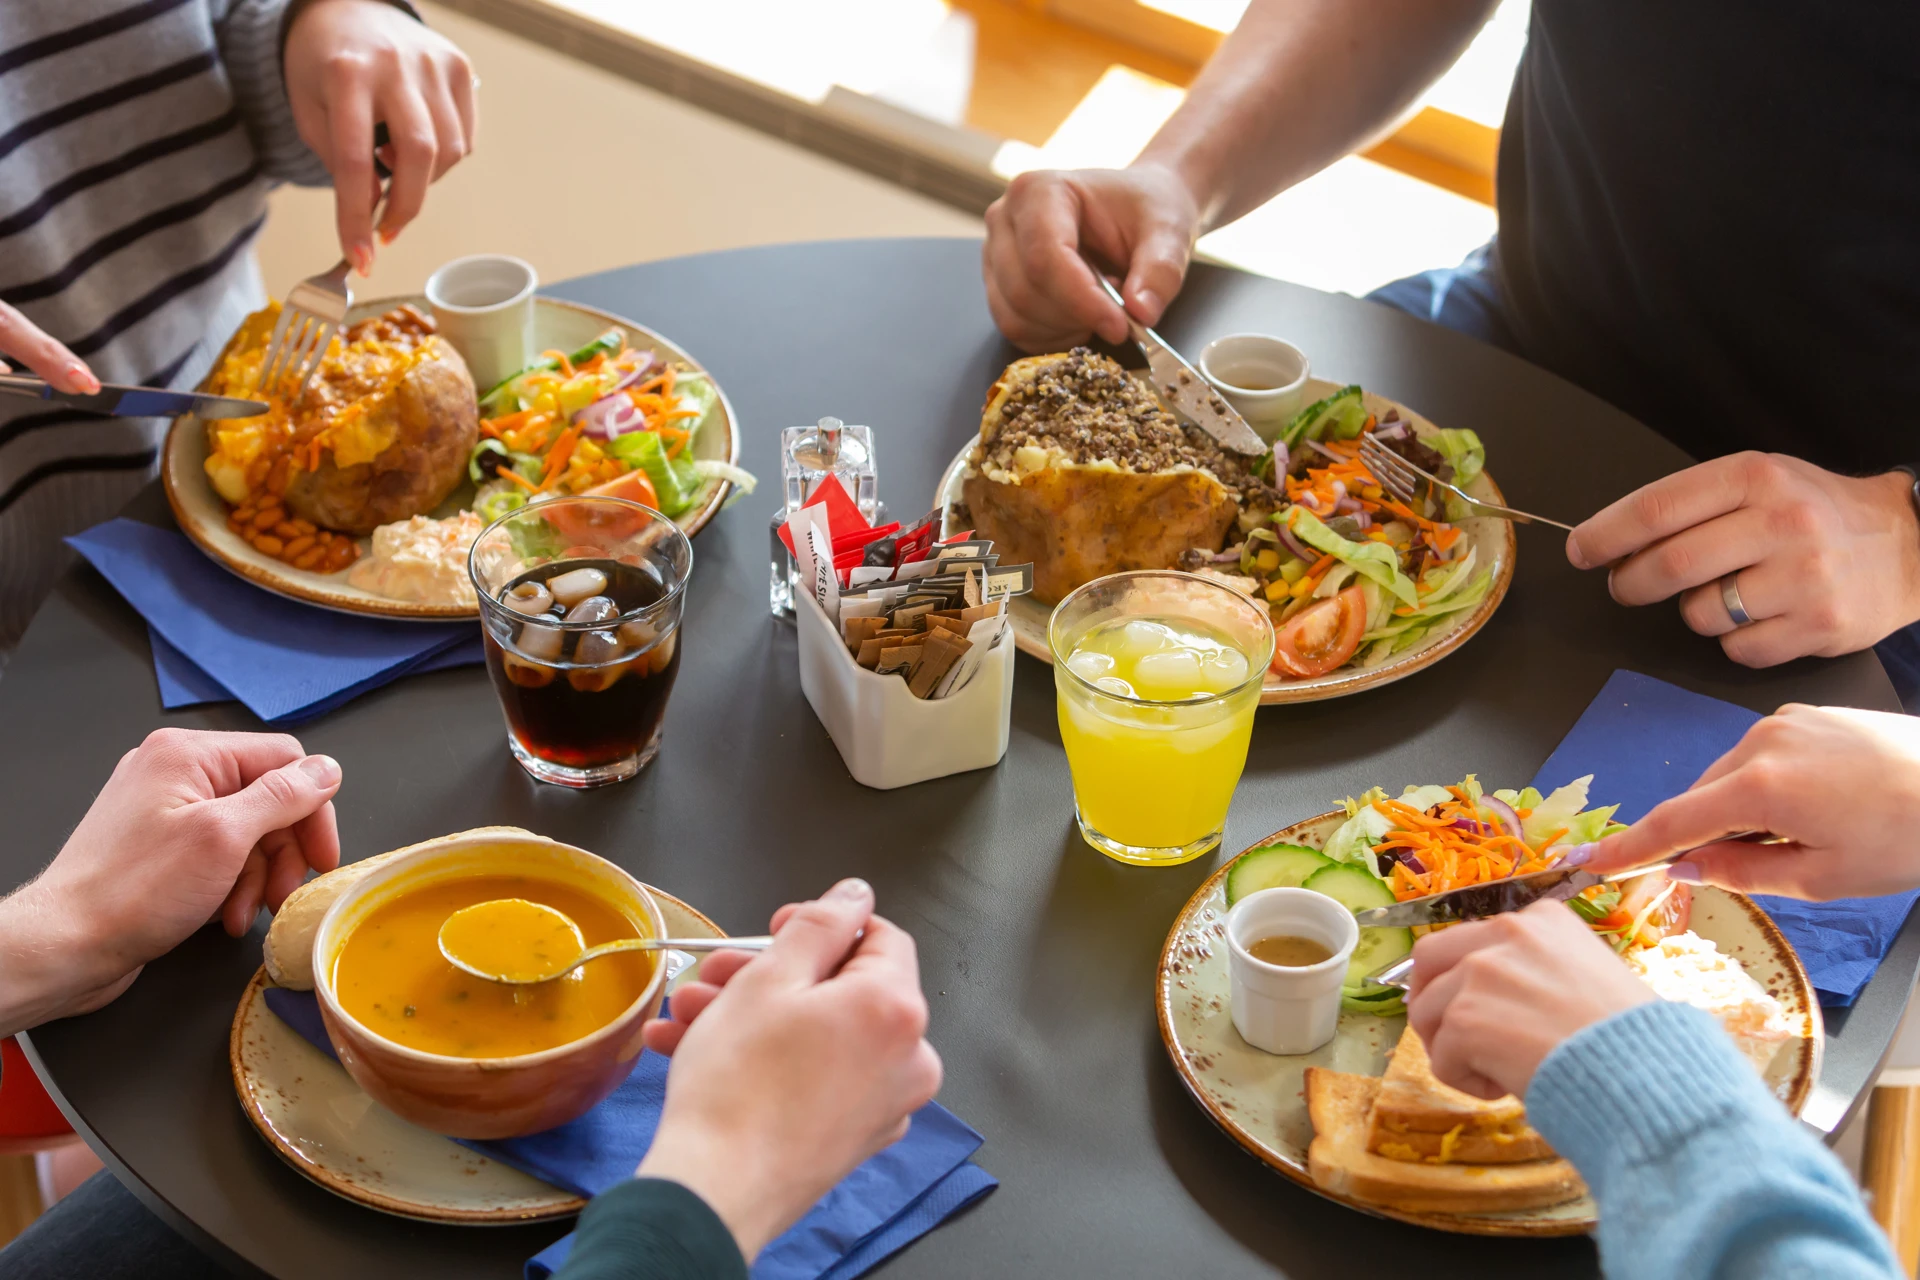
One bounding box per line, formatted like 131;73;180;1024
1225;887;1358;1055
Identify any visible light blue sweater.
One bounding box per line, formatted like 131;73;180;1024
1529;1000;1901;1279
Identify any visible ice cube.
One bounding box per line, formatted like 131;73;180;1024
547;566;609;608
1066;649;1116;682
516;619;564;662
565;595;618;625
1196;647;1250;693
1094;675;1137;698
1117;619;1172;659
1134;649;1203;696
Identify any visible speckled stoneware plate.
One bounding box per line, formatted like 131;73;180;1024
937;379;1516;704
230;885;722;1224
164;295;740;622
1157;811;1823;1237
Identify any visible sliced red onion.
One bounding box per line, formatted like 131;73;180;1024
1207;547;1244;564
1330;479;1348;502
570;352;660;430
1352;509;1372;530
1480;793;1523;838
1334;496;1363;515
1271;440;1289;477
1371;422;1410;442
1307;440;1344;463
1275;519;1314;562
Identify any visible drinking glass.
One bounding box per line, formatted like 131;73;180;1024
470;497;693;788
1049;571;1275;865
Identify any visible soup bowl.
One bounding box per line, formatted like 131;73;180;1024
311;831;668;1138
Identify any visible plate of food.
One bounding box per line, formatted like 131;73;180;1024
936;350;1515;703
230;826;724;1223
1156;775;1821;1236
163;295;747;620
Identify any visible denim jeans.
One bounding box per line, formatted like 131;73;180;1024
1369;244;1920;715
0;1171;218;1279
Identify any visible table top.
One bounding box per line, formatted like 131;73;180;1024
2;238;1913;1279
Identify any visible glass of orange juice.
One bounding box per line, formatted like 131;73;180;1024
1049;571;1275;866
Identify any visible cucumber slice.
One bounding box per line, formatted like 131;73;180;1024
1300;862;1395;912
1342;989;1406;1016
1300;864;1413;992
1225;844;1335;906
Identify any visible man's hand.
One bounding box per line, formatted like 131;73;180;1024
283;0;477;273
0;299;98;394
636;879;942;1261
982;164;1202;352
0;729;342;1034
1406;900;1653;1101
1584;704;1920;900
1567;452;1920;668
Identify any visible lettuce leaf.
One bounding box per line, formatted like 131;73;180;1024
1426;427;1485;486
1284;508;1418;607
607;431;699;516
1520;775;1625;851
1323;803;1395;874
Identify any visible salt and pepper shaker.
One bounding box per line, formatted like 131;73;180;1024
769;417;881;619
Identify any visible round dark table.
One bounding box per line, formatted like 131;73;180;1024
2;239;1915;1279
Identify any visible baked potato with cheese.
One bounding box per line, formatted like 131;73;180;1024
203;304;479;536
961;350;1270;604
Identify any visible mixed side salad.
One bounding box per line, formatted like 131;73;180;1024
1181;386;1492;680
1223;775;1691;1017
469;330;753;526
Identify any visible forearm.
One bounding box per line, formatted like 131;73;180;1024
1137;0;1495;230
0;883;106;1039
1529;1001;1899;1280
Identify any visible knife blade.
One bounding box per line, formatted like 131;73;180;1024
0;372;268;420
1087;270;1269;456
1352;830;1784;930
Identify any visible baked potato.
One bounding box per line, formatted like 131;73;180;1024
203;304;479;537
961;349;1271;604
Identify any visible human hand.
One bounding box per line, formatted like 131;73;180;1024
1567;452;1920;667
0;299;98;394
1584;703;1920;899
0;729;342;1033
636;879;942;1260
283;0;477;272
1406;900;1654;1101
982;163;1202;352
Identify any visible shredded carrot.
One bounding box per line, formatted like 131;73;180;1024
499;468;539;492
538;425;582;490
541;349;575;378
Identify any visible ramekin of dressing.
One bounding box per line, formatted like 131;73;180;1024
1225;887;1358;1055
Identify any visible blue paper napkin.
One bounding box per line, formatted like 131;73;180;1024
150;625;485;710
66;518;481;723
261;988;996;1278
1532;669;1920;1006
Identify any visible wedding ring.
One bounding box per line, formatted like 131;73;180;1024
1720;573;1753;627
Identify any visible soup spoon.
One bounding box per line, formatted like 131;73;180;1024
437;897;772;985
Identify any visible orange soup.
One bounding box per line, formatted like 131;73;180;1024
331;874;653;1058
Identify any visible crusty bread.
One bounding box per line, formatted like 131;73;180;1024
262;825;537;989
1306;1068;1586;1215
1365;1029;1556;1163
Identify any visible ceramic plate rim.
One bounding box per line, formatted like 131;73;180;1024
163;295;740;623
229;883;723;1225
934;378;1517;704
1155;811;1823;1237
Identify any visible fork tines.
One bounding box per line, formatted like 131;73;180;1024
1357;432;1426;505
259;302;339;402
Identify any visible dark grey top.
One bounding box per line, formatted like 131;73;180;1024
0;239;1911;1279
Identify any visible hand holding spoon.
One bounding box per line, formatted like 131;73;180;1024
438;897;771;985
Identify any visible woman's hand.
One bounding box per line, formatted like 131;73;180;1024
637;879;942;1261
982;163;1202;352
283;0;477;273
1585;703;1920;899
1567;452;1920;668
0;729;342;1035
1406;900;1654;1100
0;299;98;394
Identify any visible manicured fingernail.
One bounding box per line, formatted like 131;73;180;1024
1667;861;1701;884
827;878;872;903
1565;534;1589;569
1134;288;1163;319
298;754;342;787
1559;842;1595;866
378;227;397;247
350;243;374;275
70;364;100;394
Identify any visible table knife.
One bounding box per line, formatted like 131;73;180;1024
1357;831;1786;989
0;372;269;420
1087;270;1268;456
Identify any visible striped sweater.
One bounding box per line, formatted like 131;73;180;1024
0;0;333;657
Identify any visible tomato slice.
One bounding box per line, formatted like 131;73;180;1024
1617;872;1692;945
543;468;662;545
1270;584;1368;679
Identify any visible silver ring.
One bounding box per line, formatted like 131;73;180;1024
1720;573;1753;627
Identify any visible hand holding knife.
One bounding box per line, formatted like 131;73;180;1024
0;372;268;420
1359;831;1787;989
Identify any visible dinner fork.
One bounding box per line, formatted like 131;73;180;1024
258;127;390;400
1357;431;1575;531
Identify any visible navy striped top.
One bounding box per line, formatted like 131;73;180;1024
0;0;330;657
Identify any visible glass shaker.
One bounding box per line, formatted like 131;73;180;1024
769;417;879;618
